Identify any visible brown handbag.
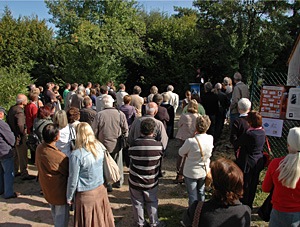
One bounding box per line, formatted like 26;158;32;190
195;136;212;187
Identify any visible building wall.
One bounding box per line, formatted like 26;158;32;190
287;37;300;86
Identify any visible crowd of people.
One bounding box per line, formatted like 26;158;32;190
0;72;299;227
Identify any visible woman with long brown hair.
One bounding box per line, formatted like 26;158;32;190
182;158;251;227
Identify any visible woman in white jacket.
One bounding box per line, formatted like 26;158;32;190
179;115;214;206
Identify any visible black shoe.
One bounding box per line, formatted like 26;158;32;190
5;192;20;199
106;184;113;192
157;221;167;227
173;175;184;184
112;183;121;188
14;172;21;177
22;175;36;181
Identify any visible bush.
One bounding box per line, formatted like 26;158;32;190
0;67;32;110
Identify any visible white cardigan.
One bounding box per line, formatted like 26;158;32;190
178;134;213;179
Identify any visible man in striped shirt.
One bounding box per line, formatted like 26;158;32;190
128;118;165;227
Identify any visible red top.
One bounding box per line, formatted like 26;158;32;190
262;157;300;212
24;102;38;134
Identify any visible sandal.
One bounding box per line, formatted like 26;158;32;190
173;175;184;184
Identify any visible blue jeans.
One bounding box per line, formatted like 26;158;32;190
0;156;15;198
269;208;300;227
184;176;205;207
130;186;159;227
49;204;69;227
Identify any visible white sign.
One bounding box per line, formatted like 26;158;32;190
262;118;284;137
286;88;300;120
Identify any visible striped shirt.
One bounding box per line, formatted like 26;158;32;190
128;136;163;191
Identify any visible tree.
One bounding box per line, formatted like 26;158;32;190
0;7;54;105
45;0;146;84
125;10;199;96
192;0;298;82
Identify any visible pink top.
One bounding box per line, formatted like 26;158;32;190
176;113;198;141
262;157;300;212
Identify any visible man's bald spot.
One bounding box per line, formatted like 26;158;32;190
146;102;158;115
16;94;28;105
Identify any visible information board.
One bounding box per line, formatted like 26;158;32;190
286;88;300;120
262;118;283;137
259;86;286;119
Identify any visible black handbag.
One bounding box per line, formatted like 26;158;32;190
69;125;76;151
26;121;46;151
118;134;129;149
257;191;273;222
117;110;128;150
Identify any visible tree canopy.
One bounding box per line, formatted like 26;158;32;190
0;0;299;98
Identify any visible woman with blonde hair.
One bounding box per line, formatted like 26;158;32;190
174;99;199;184
67;122;115;227
262;127;300;227
53;110;75;157
148;86;158;103
178;115;213;206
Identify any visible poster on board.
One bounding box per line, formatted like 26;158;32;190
262;118;284;137
189;83;201;98
286;88;300;120
259;86;287;119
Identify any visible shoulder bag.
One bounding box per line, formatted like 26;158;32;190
26;121;46;151
118;110;129;150
195;136;212;188
257;190;273;222
68;125;76;151
103;147;121;184
192;201;204;227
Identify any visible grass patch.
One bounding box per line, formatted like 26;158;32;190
158;204;185;226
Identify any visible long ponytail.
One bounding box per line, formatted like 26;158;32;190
278;152;300;189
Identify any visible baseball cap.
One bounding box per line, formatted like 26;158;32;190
0;106;7;115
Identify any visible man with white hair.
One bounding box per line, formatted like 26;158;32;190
128;102;168;150
230;98;251;152
92;95;128;190
7;94;35;180
96;85;114;112
230;72;249;127
70;89;85;110
166;85;179;115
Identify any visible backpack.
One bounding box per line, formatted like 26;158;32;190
26;121;46;151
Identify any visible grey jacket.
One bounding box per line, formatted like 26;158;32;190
230;82;249;114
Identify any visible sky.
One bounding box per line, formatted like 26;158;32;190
0;0;194;29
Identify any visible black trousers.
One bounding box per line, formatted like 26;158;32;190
240;157;265;209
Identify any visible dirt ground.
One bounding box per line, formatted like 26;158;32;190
0;115;268;227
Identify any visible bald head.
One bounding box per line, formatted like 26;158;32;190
16;94;28;106
146;102;158;116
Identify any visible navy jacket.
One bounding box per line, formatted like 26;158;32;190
0;120;15;159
